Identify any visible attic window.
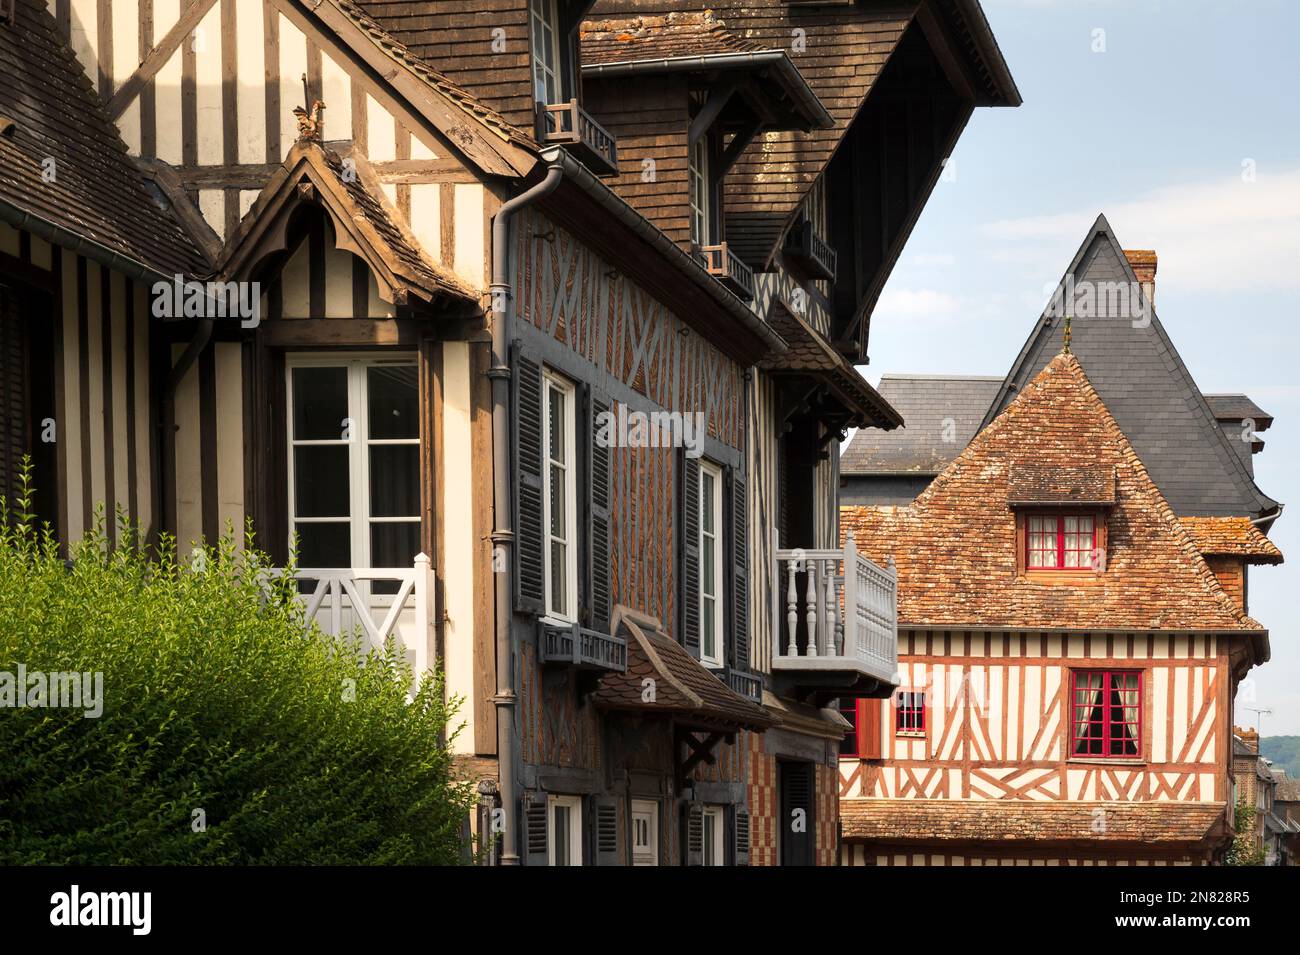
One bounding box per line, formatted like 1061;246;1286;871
1027;514;1098;570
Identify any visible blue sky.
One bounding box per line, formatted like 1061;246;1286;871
854;0;1300;734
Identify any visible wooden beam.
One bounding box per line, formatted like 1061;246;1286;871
915;2;977;102
259;318;423;347
718;117;761;177
108;0;220;119
688;81;739;146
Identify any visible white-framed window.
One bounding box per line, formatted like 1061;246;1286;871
286;355;420;581
699;459;724;667
630;799;659;866
547;794;583;866
530;0;564;106
543;370;578;621
702;805;725;866
688;132;711;246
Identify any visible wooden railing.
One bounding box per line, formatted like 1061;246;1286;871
695;241;756;302
771;537;897;685
538;619;627;672
784;219;837;281
535;99;619;176
270;555;435;684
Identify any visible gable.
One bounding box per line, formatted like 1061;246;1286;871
843;353;1259;633
982;215;1278;520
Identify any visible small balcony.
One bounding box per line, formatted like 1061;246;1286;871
694;241;756;302
271;556;436;690
772;537;898;704
784;219;837;282
709;665;763;704
538;619;628;672
536;99;619;176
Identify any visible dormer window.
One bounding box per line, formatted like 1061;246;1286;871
530;0;565;106
1027;514;1098;570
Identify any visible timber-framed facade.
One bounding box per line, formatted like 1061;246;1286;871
1;0;1021;865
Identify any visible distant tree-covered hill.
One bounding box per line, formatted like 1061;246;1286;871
1262;736;1300;778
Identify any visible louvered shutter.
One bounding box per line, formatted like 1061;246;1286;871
733;805;750;866
0;284;29;510
678;452;701;656
682;802;704;866
586;389;612;633
523;791;549;866
726;468;749;670
511;343;545;615
590;795;620;866
779;761;815;867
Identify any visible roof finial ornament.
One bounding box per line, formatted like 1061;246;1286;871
1063;314;1072;355
293;73;325;143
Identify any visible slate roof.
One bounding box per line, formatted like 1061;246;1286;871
841;799;1227;846
1275;776;1300;803
840;353;1261;633
1179;517;1283;565
592;607;775;732
1205;394;1273;430
980;215;1279;521
0;0;205;276
841;375;1002;475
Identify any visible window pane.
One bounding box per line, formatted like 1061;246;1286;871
370;444;419;517
702;471;715;532
295;521;350;569
294;446;350;517
702;596;715;658
548;386;565;462
550;462;566;536
553;805;570;866
367;365;418;439
703;813;717;866
550;540;567;615
292;366;348;440
370;521;419;569
701;534;715;597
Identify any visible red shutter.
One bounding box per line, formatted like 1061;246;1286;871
857;699;882;760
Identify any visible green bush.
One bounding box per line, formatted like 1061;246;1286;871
0;464;474;864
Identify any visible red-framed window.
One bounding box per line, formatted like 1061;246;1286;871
895;690;925;735
1071;670;1141;759
839;700;882;759
1027;513;1098;569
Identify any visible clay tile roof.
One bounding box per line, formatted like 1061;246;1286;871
593;607;776;732
841;376;1002;475
331;0;537;153
1205;394;1273;429
0;0;205;276
840;353;1262;633
841;799;1227;845
1007;464;1116;506
1180;517;1284;565
580;11;760;66
760;302;902;429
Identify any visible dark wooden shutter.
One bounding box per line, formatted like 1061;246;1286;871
511;343;545;615
726;468;749;671
682;802;704;866
678;452;701;656
859;699;882;760
590;795;620;866
586;388;611;633
523;791;549;866
733;805;750;866
0;284;30;511
779;761;815;867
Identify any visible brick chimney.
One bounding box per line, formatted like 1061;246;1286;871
1234;726;1260;754
1124;249;1157;309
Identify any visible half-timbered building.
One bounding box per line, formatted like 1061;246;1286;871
837;341;1282;866
2;0;1019;865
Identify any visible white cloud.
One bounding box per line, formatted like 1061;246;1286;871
979;169;1300;292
